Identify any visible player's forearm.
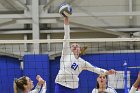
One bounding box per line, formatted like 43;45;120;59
133;78;140;88
64;24;70;39
84;62;107;74
64;17;70;39
64;17;69;24
93;67;107;75
63;24;71;52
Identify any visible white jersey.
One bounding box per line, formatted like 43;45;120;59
129;86;140;93
55;24;107;89
29;84;46;93
92;86;117;93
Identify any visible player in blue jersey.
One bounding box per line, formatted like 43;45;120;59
55;17;116;93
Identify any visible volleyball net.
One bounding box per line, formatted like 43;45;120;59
0;38;140;93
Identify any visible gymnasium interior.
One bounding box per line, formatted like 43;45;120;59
0;0;140;93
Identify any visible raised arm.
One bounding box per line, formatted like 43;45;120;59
129;72;140;93
83;61;107;74
40;81;47;93
30;75;45;93
61;17;71;57
81;58;116;75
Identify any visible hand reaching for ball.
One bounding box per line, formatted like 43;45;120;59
36;75;45;86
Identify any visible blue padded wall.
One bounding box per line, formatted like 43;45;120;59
0;56;21;93
50;53;140;93
23;54;50;93
0;53;139;93
50;57;60;93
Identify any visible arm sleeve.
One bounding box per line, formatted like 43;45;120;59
81;58;107;74
30;84;41;93
129;86;137;93
61;24;71;59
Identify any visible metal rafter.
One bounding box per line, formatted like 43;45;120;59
0;0;17;10
43;0;56;11
0;19;16;27
57;19;129;37
11;0;29;10
1;11;140;19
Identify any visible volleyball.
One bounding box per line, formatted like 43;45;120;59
59;4;72;17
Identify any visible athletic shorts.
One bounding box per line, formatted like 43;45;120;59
55;83;79;93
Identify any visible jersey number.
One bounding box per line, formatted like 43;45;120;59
71;63;78;70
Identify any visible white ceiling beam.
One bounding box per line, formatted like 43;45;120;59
47;34;51;51
16;19;57;24
128;0;134;27
70;12;140;17
43;0;56;11
0;30;32;34
0;0;16;10
0;14;30;19
12;0;29;10
1;11;140;19
1;38;140;43
5;0;20;10
24;34;27;52
0;19;56;27
108;28;140;32
4;0;28;10
57;19;129;37
133;32;140;37
32;0;40;54
0;29;91;34
40;12;140;18
0;28;139;34
0;19;16;27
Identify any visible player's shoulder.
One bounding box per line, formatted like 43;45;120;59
78;57;86;62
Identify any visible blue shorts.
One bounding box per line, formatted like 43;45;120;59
55;83;79;93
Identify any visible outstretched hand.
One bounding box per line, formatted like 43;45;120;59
36;75;45;85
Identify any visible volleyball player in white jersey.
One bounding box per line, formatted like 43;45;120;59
129;72;140;93
14;75;46;93
55;17;116;93
92;74;117;93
